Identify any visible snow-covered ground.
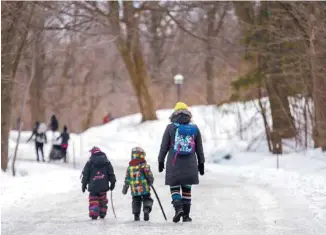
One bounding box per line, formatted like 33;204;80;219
2;99;326;234
1;161;80;209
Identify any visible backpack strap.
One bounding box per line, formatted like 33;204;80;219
172;145;181;166
172;123;182;166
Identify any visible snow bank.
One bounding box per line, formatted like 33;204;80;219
8;97;312;165
1;161;80;210
207;148;326;223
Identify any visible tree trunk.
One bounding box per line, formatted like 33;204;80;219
13;38;37;176
313;75;326;151
263;2;296;140
205;6;217;105
306;7;326;151
205;4;227;104
205;49;215;104
1;2;29;171
109;1;157;122
310;35;326;150
149;2;164;83
29;15;46;124
82;97;98;131
131;40;157;121
265;75;296;139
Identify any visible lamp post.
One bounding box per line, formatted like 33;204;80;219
173;74;184;101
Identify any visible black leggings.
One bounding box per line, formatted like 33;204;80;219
35;142;44;161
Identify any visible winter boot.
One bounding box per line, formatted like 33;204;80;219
100;215;105;219
132;196;142;221
91;217;98;220
172;200;184;223
143;196;153;222
182;204;192;222
143;210;149;221
134;214;140;221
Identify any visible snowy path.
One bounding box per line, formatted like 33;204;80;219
2;165;325;235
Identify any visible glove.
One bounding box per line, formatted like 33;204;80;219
148;179;153;187
82;184;87;193
198;163;205;176
122;184;129;195
109;181;115;191
158;162;164;172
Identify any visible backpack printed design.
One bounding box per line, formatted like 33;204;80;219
173;123;197;155
93;170;105;181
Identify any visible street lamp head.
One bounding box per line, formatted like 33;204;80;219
174;74;184;84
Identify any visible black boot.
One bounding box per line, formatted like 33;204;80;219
132;196;142;221
182;204;192;222
143;196;153;222
134;214;140;221
143;210;149;221
172;200;184;223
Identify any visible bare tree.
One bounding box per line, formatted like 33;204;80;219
108;1;157;121
280;2;326;150
27;11;47;124
1;2;34;171
12;37;37;176
233;1;297;153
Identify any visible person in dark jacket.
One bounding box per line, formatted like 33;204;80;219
50;115;58;132
158;102;205;223
56;125;70;162
27;121;47;162
81;147;116;220
122;147;154;221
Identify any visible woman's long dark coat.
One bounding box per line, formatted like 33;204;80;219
158;111;205;186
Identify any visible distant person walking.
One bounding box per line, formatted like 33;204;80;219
27;122;48;162
103;112;114;124
56;125;70;162
50;115;59;132
49;114;59;141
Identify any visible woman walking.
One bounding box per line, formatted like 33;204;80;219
158;102;205;223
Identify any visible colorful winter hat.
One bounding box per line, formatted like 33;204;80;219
131;147;146;159
174;102;188;111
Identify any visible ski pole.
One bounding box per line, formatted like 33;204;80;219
150;184;167;221
110;190;117;218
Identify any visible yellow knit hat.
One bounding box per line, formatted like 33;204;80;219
174;102;188;111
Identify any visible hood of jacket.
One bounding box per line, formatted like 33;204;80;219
129;147;147;166
170;110;192;124
90;152;109;167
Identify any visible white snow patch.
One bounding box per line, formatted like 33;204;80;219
1;161;80;210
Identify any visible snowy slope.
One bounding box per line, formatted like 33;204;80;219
2;99;326;234
8;98;314;164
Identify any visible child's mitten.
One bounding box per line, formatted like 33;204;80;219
122;184;129;195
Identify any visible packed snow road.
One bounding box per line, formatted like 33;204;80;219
2;165;325;235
